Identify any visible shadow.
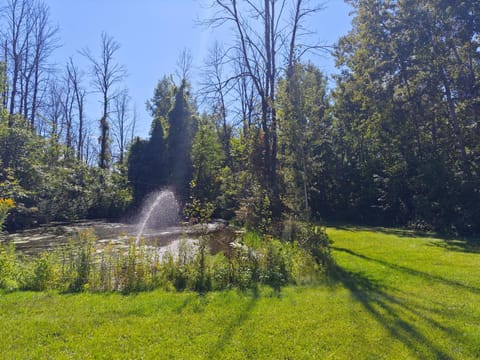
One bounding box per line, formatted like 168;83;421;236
174;294;196;314
330;224;480;253
331;224;441;239
208;290;258;358
332;246;480;295
428;238;480;254
328;264;456;359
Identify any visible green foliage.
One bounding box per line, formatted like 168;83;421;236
0;198;14;229
277;62;330;219
68;231;95;292
261;239;291;292
146;75;175;133
88;168;132;219
235;180;272;233
166;80;198;199
285;221;332;267
127;137;152;201
0;242;19;291
328;0;480;234
191;114;225;205
184;195;216;225
0;116;132;229
128;77;198;204
25;252;60;291
0;223;331;294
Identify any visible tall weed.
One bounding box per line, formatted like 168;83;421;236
1;224;331;293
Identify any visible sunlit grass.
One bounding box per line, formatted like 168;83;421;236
1;227;479;359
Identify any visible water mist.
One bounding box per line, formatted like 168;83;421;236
135;190;180;243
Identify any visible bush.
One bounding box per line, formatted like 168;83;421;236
0;242;19;290
0;198;14;230
68;231;95;292
261;239;291;292
25;252;60;291
281;220;332;267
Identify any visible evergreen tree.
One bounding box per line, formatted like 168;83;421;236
146;75;175;134
147;117;167;188
166;80;198;200
127;137;150;202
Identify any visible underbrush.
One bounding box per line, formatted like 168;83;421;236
0;223;332;294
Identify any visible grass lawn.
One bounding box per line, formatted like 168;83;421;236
1;227;479;359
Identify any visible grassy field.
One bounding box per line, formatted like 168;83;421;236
1;227;479;359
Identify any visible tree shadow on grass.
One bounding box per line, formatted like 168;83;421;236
330;224;435;238
328;263;456;359
333;246;480;295
331;225;480;254
207;289;258;358
428;238;480;254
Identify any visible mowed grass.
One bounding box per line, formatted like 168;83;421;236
1;227;480;359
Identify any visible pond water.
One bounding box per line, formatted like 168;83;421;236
0;220;240;257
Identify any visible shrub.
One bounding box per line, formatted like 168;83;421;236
0;242;19;290
261;239;292;292
282;221;332;267
0;198;15;230
25;252;60;291
68;231;95;292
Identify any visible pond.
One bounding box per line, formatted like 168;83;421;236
0;220;240;258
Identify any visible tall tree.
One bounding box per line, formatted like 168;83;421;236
27;0;58;128
66;57;86;161
81;32;126;169
146;75;175;134
1;0;58;128
166;79;198;199
206;0;324;215
2;0;32;124
200;42;232;166
278;62;329;218
112;88;132;164
332;0;480;232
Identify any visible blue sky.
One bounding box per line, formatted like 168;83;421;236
47;0;352;137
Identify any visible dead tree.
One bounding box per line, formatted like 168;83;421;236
200;42;233;165
81;32;126;169
112;88;132;165
1;0;58;127
66;57;86;161
206;0;324;212
29;1;58;128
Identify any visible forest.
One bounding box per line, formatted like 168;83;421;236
1;0;479;236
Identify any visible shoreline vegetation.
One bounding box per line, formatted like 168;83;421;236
0;222;331;294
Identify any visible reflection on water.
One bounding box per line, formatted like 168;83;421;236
0;220;239;257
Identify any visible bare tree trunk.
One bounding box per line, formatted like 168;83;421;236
112;88;131;164
207;0;323;215
67;58;86;161
200;42;232;166
30;2;58;128
81;32;126;169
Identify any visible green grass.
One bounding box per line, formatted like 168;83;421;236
1;227;479;359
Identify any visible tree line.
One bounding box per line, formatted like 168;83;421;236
0;0;134;228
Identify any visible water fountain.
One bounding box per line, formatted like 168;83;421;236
4;189;235;257
135;189;180;244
